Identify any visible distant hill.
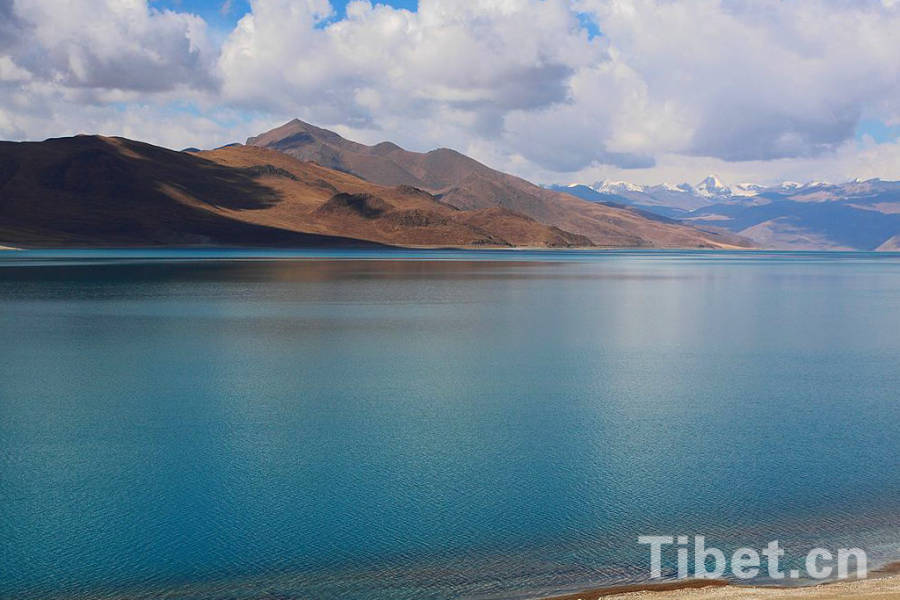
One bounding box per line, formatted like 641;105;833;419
0;135;590;248
546;185;681;224
247;120;751;249
553;177;900;250
549;180;722;219
0;125;754;250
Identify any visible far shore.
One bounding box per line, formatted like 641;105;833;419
538;563;900;600
0;242;751;251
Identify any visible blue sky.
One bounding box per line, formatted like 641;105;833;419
856;119;900;144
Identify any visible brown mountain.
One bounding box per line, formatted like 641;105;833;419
0;135;589;248
248;119;751;248
194;144;591;247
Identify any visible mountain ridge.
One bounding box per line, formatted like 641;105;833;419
551;176;900;250
0;135;593;248
246;119;751;249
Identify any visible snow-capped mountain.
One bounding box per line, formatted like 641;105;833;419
590;175;763;202
732;183;765;197
591;180;645;194
695;175;731;198
584;176;848;204
549;176;900;251
653;182;695;193
580;176;754;214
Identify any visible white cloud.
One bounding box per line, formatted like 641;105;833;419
217;0;900;174
2;0;900;184
0;0;227;145
218;0;603;156
0;56;30;82
9;0;217;92
576;0;900;162
535;137;900;189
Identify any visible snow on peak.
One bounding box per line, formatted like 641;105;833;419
695;175;731;197
732;183;764;197
592;179;645;194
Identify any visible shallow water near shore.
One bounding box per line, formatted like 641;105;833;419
1;249;898;600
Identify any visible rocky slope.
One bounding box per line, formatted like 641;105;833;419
247;120;751;248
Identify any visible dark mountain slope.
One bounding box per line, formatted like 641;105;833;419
0;135;590;248
0;136;365;247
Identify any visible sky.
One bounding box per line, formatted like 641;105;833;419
1;0;900;187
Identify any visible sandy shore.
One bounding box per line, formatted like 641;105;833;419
540;564;900;600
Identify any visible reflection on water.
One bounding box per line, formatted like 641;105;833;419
0;250;898;600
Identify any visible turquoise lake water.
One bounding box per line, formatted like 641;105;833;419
0;250;898;599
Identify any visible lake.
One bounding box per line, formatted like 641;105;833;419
1;249;898;600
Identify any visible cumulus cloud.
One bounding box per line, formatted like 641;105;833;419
215;0;657;170
219;0;594;127
2;0;900;182
216;0;660;171
558;136;900;190
0;0;225;145
577;0;900;162
8;0;217;92
216;0;900;173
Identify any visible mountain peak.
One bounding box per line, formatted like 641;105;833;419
695;175;731;198
283;118;325;132
247;118;348;148
592;179;645;194
242;119;741;248
698;174;725;187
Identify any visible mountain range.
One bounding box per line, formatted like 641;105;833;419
244;120;747;248
552;176;900;250
0;121;748;249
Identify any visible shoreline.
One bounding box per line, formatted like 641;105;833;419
537;563;900;600
0;242;743;251
2;244;898;254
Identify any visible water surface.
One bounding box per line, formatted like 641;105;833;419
1;250;898;600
